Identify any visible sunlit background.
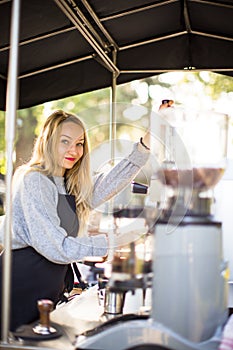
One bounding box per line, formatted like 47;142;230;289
0;70;232;204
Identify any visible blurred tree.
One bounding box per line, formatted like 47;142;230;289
15;105;44;168
197;72;233;99
0;72;232;171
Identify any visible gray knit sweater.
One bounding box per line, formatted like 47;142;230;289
0;143;149;264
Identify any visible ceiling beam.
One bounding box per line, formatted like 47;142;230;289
53;0;119;75
80;0;118;50
190;0;233;10
100;0;177;22
0;26;76;53
120;68;233;74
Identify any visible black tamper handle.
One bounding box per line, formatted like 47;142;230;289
131;182;148;194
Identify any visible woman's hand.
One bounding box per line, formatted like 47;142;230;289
140;100;174;150
159;99;174;110
140;132;151;150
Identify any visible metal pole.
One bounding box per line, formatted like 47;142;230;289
109;49;117;164
1;0;21;343
107;50;117;261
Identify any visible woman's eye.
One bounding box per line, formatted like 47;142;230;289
61;139;69;145
77;142;84;147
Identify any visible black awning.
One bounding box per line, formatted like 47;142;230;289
0;0;233;110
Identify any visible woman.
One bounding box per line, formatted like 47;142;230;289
0;110;150;332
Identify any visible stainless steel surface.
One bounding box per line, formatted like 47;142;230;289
104;289;125;314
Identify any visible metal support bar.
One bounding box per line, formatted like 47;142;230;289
120;29;232;52
0;74;7;81
67;0;110;51
120;31;187;51
0;26;76;53
100;0;176;22
109;49;117;165
19;54;93;79
120;68;233;73
190;0;233;10
183;0;192;33
0;0;11;4
80;0;118;50
54;0;119;75
107;49;118;262
191;30;233;42
1;0;21;344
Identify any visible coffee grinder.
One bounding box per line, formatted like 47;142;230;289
151;107;229;342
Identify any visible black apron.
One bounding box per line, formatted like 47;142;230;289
0;182;79;332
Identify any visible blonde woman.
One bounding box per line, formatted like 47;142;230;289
0;110;150;332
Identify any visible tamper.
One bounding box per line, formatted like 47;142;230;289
33;299;57;335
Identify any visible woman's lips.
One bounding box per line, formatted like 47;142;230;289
65;157;76;162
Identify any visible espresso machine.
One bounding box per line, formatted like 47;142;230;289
74;107;229;350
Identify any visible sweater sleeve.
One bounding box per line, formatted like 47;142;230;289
11;171;107;264
91;142;150;208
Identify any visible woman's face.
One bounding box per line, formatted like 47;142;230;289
57;121;85;175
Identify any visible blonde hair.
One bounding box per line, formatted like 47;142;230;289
28;110;93;226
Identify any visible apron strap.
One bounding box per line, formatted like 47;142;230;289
59;263;89;304
72;263;89;290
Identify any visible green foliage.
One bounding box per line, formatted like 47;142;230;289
48;88;110;115
180;72;233;100
198;72;233;99
0;72;232;171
